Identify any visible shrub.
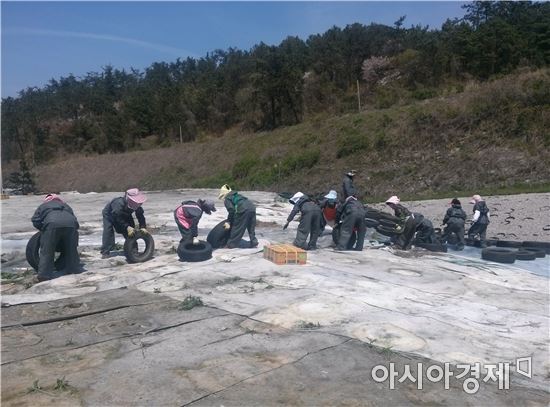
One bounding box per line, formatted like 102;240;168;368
232;155;259;179
280;149;320;174
337;133;370;158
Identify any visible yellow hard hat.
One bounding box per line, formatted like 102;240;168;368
218;184;232;200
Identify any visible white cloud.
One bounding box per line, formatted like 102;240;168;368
5;27;196;58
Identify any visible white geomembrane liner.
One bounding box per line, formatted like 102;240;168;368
1;190;549;390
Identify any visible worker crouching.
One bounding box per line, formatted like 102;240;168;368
284;192;322;250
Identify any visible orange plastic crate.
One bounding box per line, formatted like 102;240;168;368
263;244;307;265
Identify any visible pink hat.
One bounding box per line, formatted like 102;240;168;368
125;188;147;209
44;193;63;203
385;195;400;205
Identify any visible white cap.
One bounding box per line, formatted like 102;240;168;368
290;192;304;204
324;190;337;200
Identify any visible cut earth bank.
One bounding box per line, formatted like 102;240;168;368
1;190;549;405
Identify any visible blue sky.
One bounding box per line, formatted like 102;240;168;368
1;1;467;98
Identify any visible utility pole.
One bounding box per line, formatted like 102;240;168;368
356;80;361;112
179;124;183;144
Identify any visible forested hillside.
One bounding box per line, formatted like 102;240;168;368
2;1;549;198
10;68;549;200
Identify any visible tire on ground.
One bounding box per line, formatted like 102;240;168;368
25;232;66;271
365;210;381;220
378;219;397;228
376;225;399;237
365;218;380;228
522;241;550;254
481;247;516;264
124;231;155;263
177;240;213;262
496;240;523;248
207;220;231;249
415;242;448;253
378;212;400;223
515;250;537;261
520;247;546;258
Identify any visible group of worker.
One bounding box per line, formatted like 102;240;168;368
30;171;489;281
281;170;490;252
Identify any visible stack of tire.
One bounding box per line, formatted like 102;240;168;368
364;207;401;237
481;241;548;264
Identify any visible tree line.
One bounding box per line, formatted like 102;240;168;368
2;1;549;166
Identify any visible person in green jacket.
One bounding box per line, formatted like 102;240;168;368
218;184;258;249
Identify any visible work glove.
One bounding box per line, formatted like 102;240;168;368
283;222;289;230
193;237;200;245
127;226;135;237
223;222;231;230
140;228;149;235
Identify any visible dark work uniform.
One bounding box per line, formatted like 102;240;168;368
392;205;437;249
287;195;322;250
224;191;257;249
413;217;437;245
390;204;420;250
101;197;146;254
442;204;467;249
336;197;366;251
342;175;357;200
31;200;80;280
174;201;203;244
468;201;490;247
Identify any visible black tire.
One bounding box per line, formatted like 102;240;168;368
207;220;231;249
470;239;484;248
496;240;523;248
521;247;546;258
378;212;400;223
124;231;155;263
177;240;212;262
415;242;448;253
25;232;66;271
376;225;399;237
481;248;516;264
378;219;398;228
515;250;537;261
485;239;497;247
522;241;550;254
365;210;381;220
365;218;380;228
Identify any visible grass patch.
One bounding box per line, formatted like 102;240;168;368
179;295;203;310
191;171;233;188
1;272;17;280
54;377;69;391
296;320;321;330
336;129;370;158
